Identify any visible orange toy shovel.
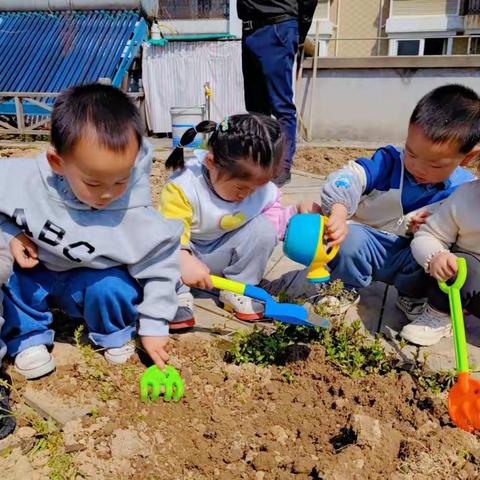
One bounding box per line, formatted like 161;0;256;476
439;257;480;432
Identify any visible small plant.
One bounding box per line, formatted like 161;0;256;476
310;280;358;317
48;452;79;480
277;290;290;304
74;325;95;365
321;319;395;377
281;368;295;384
121;364;138;383
409;351;456;394
416;370;456;394
27;414;79;479
314;280;357;303
73;325;119;401
100;382;117;402
226;317;455;393
226;318;395;378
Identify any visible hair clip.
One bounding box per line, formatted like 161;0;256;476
177;143;184;149
221;116;229;132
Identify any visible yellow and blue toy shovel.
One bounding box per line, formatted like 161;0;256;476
439;257;480;432
210;275;322;327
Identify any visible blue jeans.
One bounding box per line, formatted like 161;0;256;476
2;265;142;355
242;20;299;170
329;224;428;298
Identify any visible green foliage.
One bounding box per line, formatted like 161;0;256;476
226;315;455;393
21;413;80;479
281;368;296;384
226;319;395;378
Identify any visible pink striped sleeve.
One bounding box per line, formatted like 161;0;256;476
261;190;297;240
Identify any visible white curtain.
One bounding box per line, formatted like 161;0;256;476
142;40;246;133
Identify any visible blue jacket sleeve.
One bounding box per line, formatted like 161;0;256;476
321;146;402;216
355;146;403;195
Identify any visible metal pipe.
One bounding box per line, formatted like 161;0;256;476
0;0;158;15
376;0;384;56
334;0;341;57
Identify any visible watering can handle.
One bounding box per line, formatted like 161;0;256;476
326;244;340;262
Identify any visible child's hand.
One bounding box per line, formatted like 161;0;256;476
10;233;39;268
141;335;170;370
297;201;322;214
408;211;431;234
325;204;348;246
180;249;212;289
429;252;458;281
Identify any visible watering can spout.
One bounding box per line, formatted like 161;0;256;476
306;263;331;283
307;243;339;282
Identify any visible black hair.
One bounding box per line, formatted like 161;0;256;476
165;113;284;177
51;83;144;155
410;84;480;154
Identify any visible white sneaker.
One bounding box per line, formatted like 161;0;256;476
104;342;136;365
15;345;56;380
399;305;452;346
396;296;427;321
219;290;264;321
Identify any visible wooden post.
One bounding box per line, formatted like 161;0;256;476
14;96;25;134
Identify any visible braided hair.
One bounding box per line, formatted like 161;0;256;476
165;114;284;178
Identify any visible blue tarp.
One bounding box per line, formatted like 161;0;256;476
0;10;147;114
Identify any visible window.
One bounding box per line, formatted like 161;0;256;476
469;36;480;54
397;40;420;55
392;37;452;56
158;0;228;19
424;38;447;55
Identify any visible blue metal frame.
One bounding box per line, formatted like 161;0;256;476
0;10;148;116
113;17;148;87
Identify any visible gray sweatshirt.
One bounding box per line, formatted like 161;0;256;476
0;141;181;337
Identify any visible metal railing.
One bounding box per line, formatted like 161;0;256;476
0;92;144;136
306;34;480;58
464;0;480;15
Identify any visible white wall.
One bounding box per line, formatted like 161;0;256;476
298;67;480;143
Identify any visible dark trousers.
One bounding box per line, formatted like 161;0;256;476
241;19;298;171
428;251;480;318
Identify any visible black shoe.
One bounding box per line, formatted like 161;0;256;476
273;170;291;187
0;376;16;439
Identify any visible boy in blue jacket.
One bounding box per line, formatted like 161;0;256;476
320;84;479;344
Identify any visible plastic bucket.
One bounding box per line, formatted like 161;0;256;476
170;106;205;148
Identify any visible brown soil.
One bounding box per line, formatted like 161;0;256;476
4;335;480;479
293;146;375;177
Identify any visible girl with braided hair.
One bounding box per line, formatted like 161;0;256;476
160;114;302;326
